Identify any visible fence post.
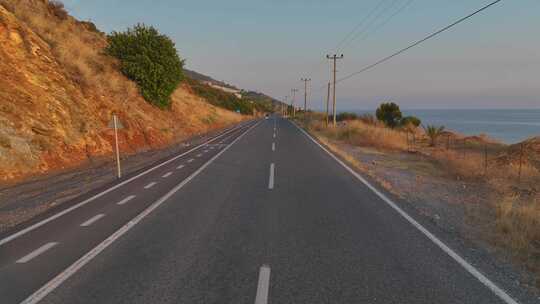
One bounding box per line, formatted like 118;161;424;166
484;143;488;176
463;138;466;158
518;143;524;183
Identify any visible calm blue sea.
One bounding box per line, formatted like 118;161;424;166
352;109;540;144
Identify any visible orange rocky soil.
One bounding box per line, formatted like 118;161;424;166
0;1;245;184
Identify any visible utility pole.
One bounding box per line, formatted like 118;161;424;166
283;96;288;116
300;78;311;114
291;88;298;118
326;82;331;127
326;54;344;127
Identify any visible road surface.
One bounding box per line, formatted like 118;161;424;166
0;116;529;303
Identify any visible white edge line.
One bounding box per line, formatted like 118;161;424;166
116;195;136;205
0;121;252;247
16;242;58;264
254;264;271;304
19;120;262;304
291;121;519;304
80;214;105;227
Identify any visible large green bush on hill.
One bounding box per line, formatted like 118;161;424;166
106;24;184;108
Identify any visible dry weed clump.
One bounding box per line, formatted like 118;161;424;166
493;185;540;278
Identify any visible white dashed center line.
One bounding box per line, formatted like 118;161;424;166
187;159;194;163
272;142;275;151
196;154;202;158
144;182;157;189
254;265;271;304
80;214;105;227
162;172;173;178
268;163;275;190
16;242;58;264
176;164;185;170
116;195;136;205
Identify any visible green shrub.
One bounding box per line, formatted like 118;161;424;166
401;116;421;127
423;125;445;146
376;102;402;128
336;112;358;121
106;24;185;108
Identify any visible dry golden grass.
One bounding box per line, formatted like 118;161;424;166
308;120;409;151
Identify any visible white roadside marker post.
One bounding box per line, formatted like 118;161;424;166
109;114;124;179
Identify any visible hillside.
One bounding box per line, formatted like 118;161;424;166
184;69;285;111
0;0;245;183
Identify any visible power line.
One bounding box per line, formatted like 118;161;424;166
346;0;415;50
339;0;402;52
337;0;503;84
334;0;389;52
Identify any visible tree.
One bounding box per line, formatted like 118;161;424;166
376;102;402;128
401;116;421;128
423;125;445;147
106;24;185;108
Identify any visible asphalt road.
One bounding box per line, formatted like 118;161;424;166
0;116;531;303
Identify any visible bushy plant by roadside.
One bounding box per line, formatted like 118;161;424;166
401;116;421;127
376;102;402;128
106;24;185;108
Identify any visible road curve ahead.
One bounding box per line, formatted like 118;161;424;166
0;116;528;303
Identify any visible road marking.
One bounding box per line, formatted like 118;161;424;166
0;121;254;247
268;163;275;190
196;153;202;157
16;242;58;264
116;195;136;205
273;133;276;138
272;142;275;152
254;265;271;304
19;120;262;304
292;121;520;304
144;182;157;189
80;214;105;227
187;158;194;163
162;172;173;178
176;164;185;170
204;149;209;153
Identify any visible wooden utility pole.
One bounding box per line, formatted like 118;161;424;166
301;78;311;114
291;88;298;118
326;54;344;127
325;82;330;127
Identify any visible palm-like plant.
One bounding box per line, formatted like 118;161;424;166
423;125;445;147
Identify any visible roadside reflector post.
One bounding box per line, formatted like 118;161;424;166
109;114;124;179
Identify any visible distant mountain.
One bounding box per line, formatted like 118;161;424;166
184;69;285;110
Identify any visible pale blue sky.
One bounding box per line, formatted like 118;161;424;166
63;0;539;110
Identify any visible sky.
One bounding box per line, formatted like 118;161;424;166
62;0;540;110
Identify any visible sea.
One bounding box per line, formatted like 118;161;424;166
351;109;540;144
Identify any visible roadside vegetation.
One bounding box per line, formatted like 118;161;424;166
295;103;540;287
186;77;271;115
106;24;185;108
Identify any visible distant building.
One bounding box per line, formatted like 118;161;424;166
203;81;242;99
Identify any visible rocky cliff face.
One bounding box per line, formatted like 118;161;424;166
0;1;244;183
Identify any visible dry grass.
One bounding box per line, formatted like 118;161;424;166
308;120;408;151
